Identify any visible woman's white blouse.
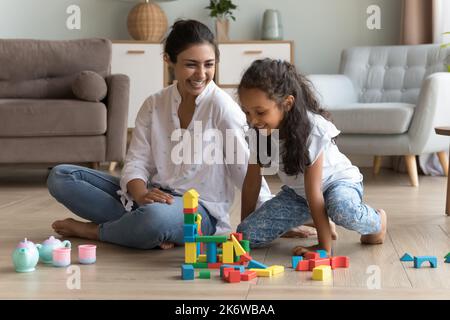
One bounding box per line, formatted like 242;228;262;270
119;81;272;234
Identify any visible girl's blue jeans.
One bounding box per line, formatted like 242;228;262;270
237;181;381;248
47;165;217;249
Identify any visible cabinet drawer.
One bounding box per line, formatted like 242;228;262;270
112;43;164;128
217;42;292;86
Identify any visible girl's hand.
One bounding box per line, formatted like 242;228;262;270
135;188;174;206
292;244;330;257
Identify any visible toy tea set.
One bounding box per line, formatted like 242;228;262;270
12;236;97;273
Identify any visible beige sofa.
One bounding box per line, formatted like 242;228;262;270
0;38;129;166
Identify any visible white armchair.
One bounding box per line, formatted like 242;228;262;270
308;44;450;186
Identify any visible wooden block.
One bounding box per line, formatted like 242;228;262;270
231;232;243;241
226;270;241;283
292;256;303;269
183;189;199;209
183;224;197;238
185;242;197;263
192;262;208;268
181;264;195;280
239;253;253;263
206;242;218;263
309;258;331;271
247;259;268;269
231;234;246;256
414;256;438;268
183;207;198;214
312;265;332;281
195;235;228;243
184;213;196;224
330;256;350;269
198;254;206;263
249;268;272;277
207;263;222;269
267;265;284;275
240;240;250;253
198;270;211;279
222;241;234;263
241;270;257;281
220;265;235;278
295;260;310;271
316;250;328;258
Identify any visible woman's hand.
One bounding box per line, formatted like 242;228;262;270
135;188;175;206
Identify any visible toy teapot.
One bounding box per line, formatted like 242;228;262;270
12;238;39;273
36;236;71;264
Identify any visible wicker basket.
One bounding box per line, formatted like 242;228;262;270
127;2;168;41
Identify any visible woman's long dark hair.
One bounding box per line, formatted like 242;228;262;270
238;59;330;176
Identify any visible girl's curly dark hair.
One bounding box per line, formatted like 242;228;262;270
238;59;331;176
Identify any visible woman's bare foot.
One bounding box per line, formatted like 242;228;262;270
292;244;330;257
159;242;175;250
282;221;338;240
52;218;99;240
360;209;387;244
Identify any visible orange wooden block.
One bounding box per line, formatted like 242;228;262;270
231;232;243;241
183;207;198;214
331;256;349;269
309;258;331;271
241;270;257;281
222;267;234;279
304;252;320;260
208;263;222;269
239;253;253;262
295;260;310;271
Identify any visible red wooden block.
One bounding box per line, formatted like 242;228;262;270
208;263;222;269
295;260;310;271
241;271;257;281
222;267;234;279
183;207;198;214
230;232;243;241
331;256;349;269
226;270;241;283
304;252;320;260
309;258;331;271
239;253;253;262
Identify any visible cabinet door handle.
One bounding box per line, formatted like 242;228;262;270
243;50;263;55
127;50;146;54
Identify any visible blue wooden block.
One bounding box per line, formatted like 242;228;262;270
183;224;197;237
400;253;414;262
220;264;235;277
184;236;196;243
181;264;194;280
414;256;438;268
445;257;450;263
247;259;268;269
206;242;217;263
292;256;303;269
316;250;328;258
197;242;201;257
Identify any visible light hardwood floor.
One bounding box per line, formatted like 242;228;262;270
0;166;449;299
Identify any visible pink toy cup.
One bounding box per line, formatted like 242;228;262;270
52;247;71;267
78;245;96;264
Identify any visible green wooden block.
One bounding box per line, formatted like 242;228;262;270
195;235;228;243
198;270;211;279
445;252;450;259
240;240;250;253
192;262;209;268
184;214;196;224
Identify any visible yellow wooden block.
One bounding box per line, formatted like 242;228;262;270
183;189;199;209
231;234;246;256
312;265;332;281
198;254;206;262
267;265;285;275
195;214;202;232
218;254;222;262
185;242;197;263
249;268;272;277
222;241;234;263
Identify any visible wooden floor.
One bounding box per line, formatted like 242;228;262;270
0;165;449;299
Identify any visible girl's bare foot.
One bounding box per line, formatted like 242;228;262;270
159;242;175;250
360;209;387;244
52;218;99;240
282;221;338;240
292;244;330;257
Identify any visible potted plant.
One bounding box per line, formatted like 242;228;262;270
205;0;237;42
440;31;450;72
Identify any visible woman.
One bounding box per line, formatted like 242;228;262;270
47;20;272;249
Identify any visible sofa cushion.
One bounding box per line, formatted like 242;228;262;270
0;38;111;99
72;71;107;102
0;99;107;137
329;103;415;134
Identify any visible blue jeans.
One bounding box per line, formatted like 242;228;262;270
47;165;217;249
237;181;381;248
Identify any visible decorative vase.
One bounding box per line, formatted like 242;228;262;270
127;1;168;41
261;9;283;40
215;18;230;42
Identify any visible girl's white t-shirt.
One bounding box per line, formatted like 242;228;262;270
119;81;272;234
277;112;363;198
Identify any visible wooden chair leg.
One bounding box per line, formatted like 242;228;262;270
437;151;448;177
373;156;382;175
109;161;118;172
404;155;419;187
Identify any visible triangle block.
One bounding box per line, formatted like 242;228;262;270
400;253;414;262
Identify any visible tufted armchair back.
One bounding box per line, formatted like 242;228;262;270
340;44;450;104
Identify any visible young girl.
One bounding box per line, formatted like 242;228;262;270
236;59;387;255
47;20;272;250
